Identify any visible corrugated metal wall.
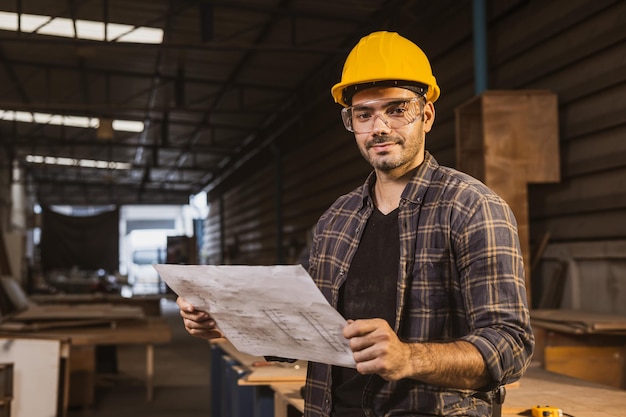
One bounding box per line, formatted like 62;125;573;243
203;0;626;310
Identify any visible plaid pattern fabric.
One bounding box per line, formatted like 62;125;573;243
304;152;534;417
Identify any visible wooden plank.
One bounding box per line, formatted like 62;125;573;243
243;362;306;384
532;309;626;333
533;47;626;106
544;346;625;389
491;2;626;87
566;150;626;178
542;240;626;260
562;85;626;140
490;0;620;69
0;317;172;346
9;304;145;322
530;168;626;217
534;210;626;241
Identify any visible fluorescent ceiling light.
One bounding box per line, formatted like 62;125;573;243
26;154;132;170
0;109;144;133
0;11;163;44
112;120;144;132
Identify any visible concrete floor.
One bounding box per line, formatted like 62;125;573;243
67;298;212;417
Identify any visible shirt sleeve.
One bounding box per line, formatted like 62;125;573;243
453;192;535;390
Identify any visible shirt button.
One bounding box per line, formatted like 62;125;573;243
339;269;345;276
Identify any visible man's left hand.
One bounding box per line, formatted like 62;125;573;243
343;318;414;381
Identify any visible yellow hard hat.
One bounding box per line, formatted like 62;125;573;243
331;31;440;107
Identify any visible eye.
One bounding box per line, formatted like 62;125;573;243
353;110;373;122
387;103;409;117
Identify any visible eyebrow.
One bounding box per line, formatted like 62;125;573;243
352;98;412;111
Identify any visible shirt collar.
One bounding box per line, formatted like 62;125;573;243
401;151;438;204
359;151;438;209
359;171;377;210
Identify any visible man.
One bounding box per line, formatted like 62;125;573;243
178;31;534;416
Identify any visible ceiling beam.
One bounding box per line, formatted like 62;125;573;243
4;58;290;92
0;35;347;55
0;100;270;120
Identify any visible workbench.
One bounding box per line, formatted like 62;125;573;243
210;338;306;417
0;317;171;416
271;383;304;417
29;293;169;316
502;364;626;417
212;337;626;417
269;365;626;417
531;309;626;390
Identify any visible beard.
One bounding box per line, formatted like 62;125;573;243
359;131;425;172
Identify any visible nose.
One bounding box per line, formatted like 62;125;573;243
370;113;391;133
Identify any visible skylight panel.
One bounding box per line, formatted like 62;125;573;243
105;22;134;40
0;11;18;30
63;115;96;129
33;112;60;124
21;14;51;31
116;26;163;43
26;154;132;170
0;109;144;133
75;20;105;40
0;11;163;44
10;111;33;123
36;16;74;37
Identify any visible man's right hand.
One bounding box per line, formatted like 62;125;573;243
176;296;224;340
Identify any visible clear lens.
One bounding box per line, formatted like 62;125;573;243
341;97;424;133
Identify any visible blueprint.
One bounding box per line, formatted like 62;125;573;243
154;264;356;368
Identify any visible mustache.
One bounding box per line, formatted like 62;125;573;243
366;135;401;148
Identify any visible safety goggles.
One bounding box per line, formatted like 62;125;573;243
341;96;425;133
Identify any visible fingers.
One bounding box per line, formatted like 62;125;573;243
176;296;192;311
176;296;201;314
343;318;389;340
343;318;394;360
183;314;223;339
179;306;211;322
343;318;410;381
177;296;210;320
176;297;222;340
184;316;223;339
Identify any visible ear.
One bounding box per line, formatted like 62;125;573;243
423;101;435;133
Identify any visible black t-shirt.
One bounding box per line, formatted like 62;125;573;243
332;207;400;417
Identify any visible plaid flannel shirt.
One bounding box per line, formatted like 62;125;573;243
304;152;534;417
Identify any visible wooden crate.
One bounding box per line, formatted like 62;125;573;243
544;345;626;389
533;319;626;390
455;90;560;302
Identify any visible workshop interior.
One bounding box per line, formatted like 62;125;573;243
0;1;625;417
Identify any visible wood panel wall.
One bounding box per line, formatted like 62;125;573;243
204;0;626;309
0;148;11;232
